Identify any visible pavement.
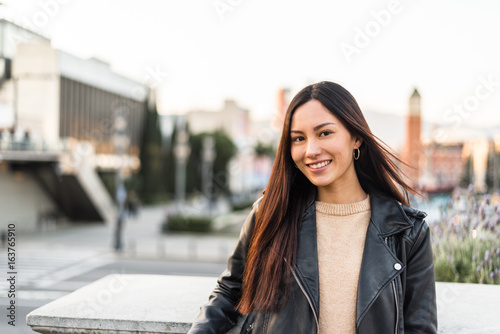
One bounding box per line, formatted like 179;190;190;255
0;204;243;334
14;204;246;263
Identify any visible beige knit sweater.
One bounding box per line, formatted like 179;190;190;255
315;195;371;334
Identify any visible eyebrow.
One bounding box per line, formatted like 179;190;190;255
290;122;336;133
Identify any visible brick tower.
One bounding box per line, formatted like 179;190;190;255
273;88;290;129
401;88;422;188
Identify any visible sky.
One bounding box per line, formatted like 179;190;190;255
3;0;500;129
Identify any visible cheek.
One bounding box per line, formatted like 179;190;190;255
290;145;302;163
331;139;353;157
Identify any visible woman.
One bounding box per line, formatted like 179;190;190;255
188;81;437;333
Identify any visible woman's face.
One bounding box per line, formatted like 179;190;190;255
290;99;361;196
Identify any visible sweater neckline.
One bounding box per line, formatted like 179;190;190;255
315;195;371;216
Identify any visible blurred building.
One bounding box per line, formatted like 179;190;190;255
14;42;145;168
0;19;49;128
420;142;464;193
160;98;279;197
0;19;147;231
400;88;500;194
187;99;249;148
272;88;290;130
186;100;254;195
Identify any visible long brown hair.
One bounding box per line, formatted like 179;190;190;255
237;81;417;314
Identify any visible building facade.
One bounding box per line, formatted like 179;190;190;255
14;42;146;168
0;20;147;229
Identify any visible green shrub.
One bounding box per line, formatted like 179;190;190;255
162;215;212;233
231;199;255;211
434;257;456;282
431;189;500;284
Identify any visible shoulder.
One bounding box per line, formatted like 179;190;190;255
238;196;263;238
252;195;264;211
400;203;430;246
401;204;427;220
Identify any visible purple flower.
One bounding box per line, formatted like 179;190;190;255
480;203;487;220
484;250;490;262
476;265;481;273
473;203;479;214
496;248;500;256
472;219;479;229
472;254;476;262
484;219;490;229
447;198;453;209
468;184;474;194
490;271;495;279
485;194;491;205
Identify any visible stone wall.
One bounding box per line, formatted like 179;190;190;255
26;274;500;334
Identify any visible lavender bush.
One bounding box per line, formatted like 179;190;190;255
430;186;500;284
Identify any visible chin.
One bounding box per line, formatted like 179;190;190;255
308;177;335;188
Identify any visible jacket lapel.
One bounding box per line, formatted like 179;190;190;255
356;192;413;326
355;221;404;326
294;200;320;316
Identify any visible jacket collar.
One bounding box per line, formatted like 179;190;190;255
369;190;414;237
301;190;414;236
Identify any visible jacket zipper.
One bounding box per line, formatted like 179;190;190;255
385;237;399;334
391;280;399;334
285;261;319;330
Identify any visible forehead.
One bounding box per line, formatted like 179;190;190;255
291;100;340;129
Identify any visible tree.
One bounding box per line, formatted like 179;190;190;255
187;129;237;197
485;147;500;192
459;155;473;189
254;140;275;158
138;90;164;203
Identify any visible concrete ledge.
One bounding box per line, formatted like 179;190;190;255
26;274;500;334
436;282;500;333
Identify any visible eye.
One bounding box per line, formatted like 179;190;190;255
319;130;332;137
292;136;305;142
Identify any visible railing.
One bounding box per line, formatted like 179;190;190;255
0;136;69;153
26;274;500;334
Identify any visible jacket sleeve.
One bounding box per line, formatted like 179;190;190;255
187;203;257;334
403;219;438;334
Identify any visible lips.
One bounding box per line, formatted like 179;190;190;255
307;160;332;169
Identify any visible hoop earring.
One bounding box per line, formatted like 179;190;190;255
353;148;360;160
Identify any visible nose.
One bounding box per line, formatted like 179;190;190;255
306;138;322;158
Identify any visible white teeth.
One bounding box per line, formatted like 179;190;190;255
309;161;331;169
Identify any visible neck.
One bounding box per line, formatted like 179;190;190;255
317;181;367;204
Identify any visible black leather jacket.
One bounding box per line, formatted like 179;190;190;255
189;191;437;333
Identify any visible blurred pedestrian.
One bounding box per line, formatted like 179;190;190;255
126;190;140;219
0;229;6;248
23;128;31;150
189;81;437;333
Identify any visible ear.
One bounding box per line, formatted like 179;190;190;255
354;137;363;149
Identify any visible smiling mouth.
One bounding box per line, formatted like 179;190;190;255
308;160;332;169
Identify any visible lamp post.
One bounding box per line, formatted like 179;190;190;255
113;109;129;252
174;118;190;210
202;136;216;215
